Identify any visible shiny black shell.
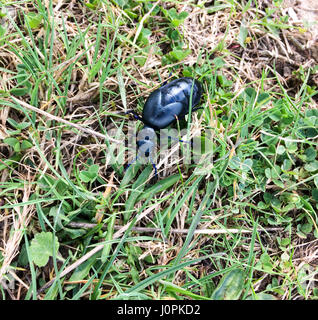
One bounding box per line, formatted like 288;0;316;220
141;77;202;130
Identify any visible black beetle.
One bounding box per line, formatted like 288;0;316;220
127;77;203;176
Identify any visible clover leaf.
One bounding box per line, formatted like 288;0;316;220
29;232;60;267
79;164;99;183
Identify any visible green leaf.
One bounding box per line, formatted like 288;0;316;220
238;23;248;47
217;74;233;88
260;253;274;272
282;159;292;171
206;3;232;13
16;70;29;85
29;232;60;267
0;24;7;39
7;118;31;130
0;154;22;171
120;162;142;188
211;269;245;300
137;27;151;46
138;174;181;201
111;0;128;8
305;147;317;162
17;244;29;267
241;87;256;102
314;176;318;189
263;192;273;204
268;110;281;121
135;56;147;66
101;213;117;262
257;201;267;209
84;0;100;10
168;47;191;62
257;92;271;105
125;165;153;220
245;293;277;300
116;53;126;110
0;10;7;18
178;11;189;20
167;8;178;18
68;252;100;286
306;109;318;117
21;140;33;150
242;159;253;171
79;164;99;183
276;145;285;155
125;256;208;295
271;165;281;179
304;161;318;172
10;87;31;96
213;57;226;69
171;19;181;27
273;179;285;188
300;223;312;234
25;12;43;29
229;156;241;170
265;168;271;179
4;137;20;152
285;139;297;153
4;137;19;147
89;164;99;174
164;8;189;27
79;171;92;183
169;29;180;41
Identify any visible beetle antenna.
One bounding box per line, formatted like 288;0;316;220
162;72;172;86
126;110;144;122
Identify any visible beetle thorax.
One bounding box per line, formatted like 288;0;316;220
136;126;156;158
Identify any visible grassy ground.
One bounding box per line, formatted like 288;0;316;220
0;0;318;300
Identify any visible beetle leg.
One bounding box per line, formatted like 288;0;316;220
149;154;158;179
191;106;204;112
125;155;139;170
167;135;192;146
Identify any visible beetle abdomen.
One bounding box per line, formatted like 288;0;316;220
161;78;201;107
142;77;202;130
